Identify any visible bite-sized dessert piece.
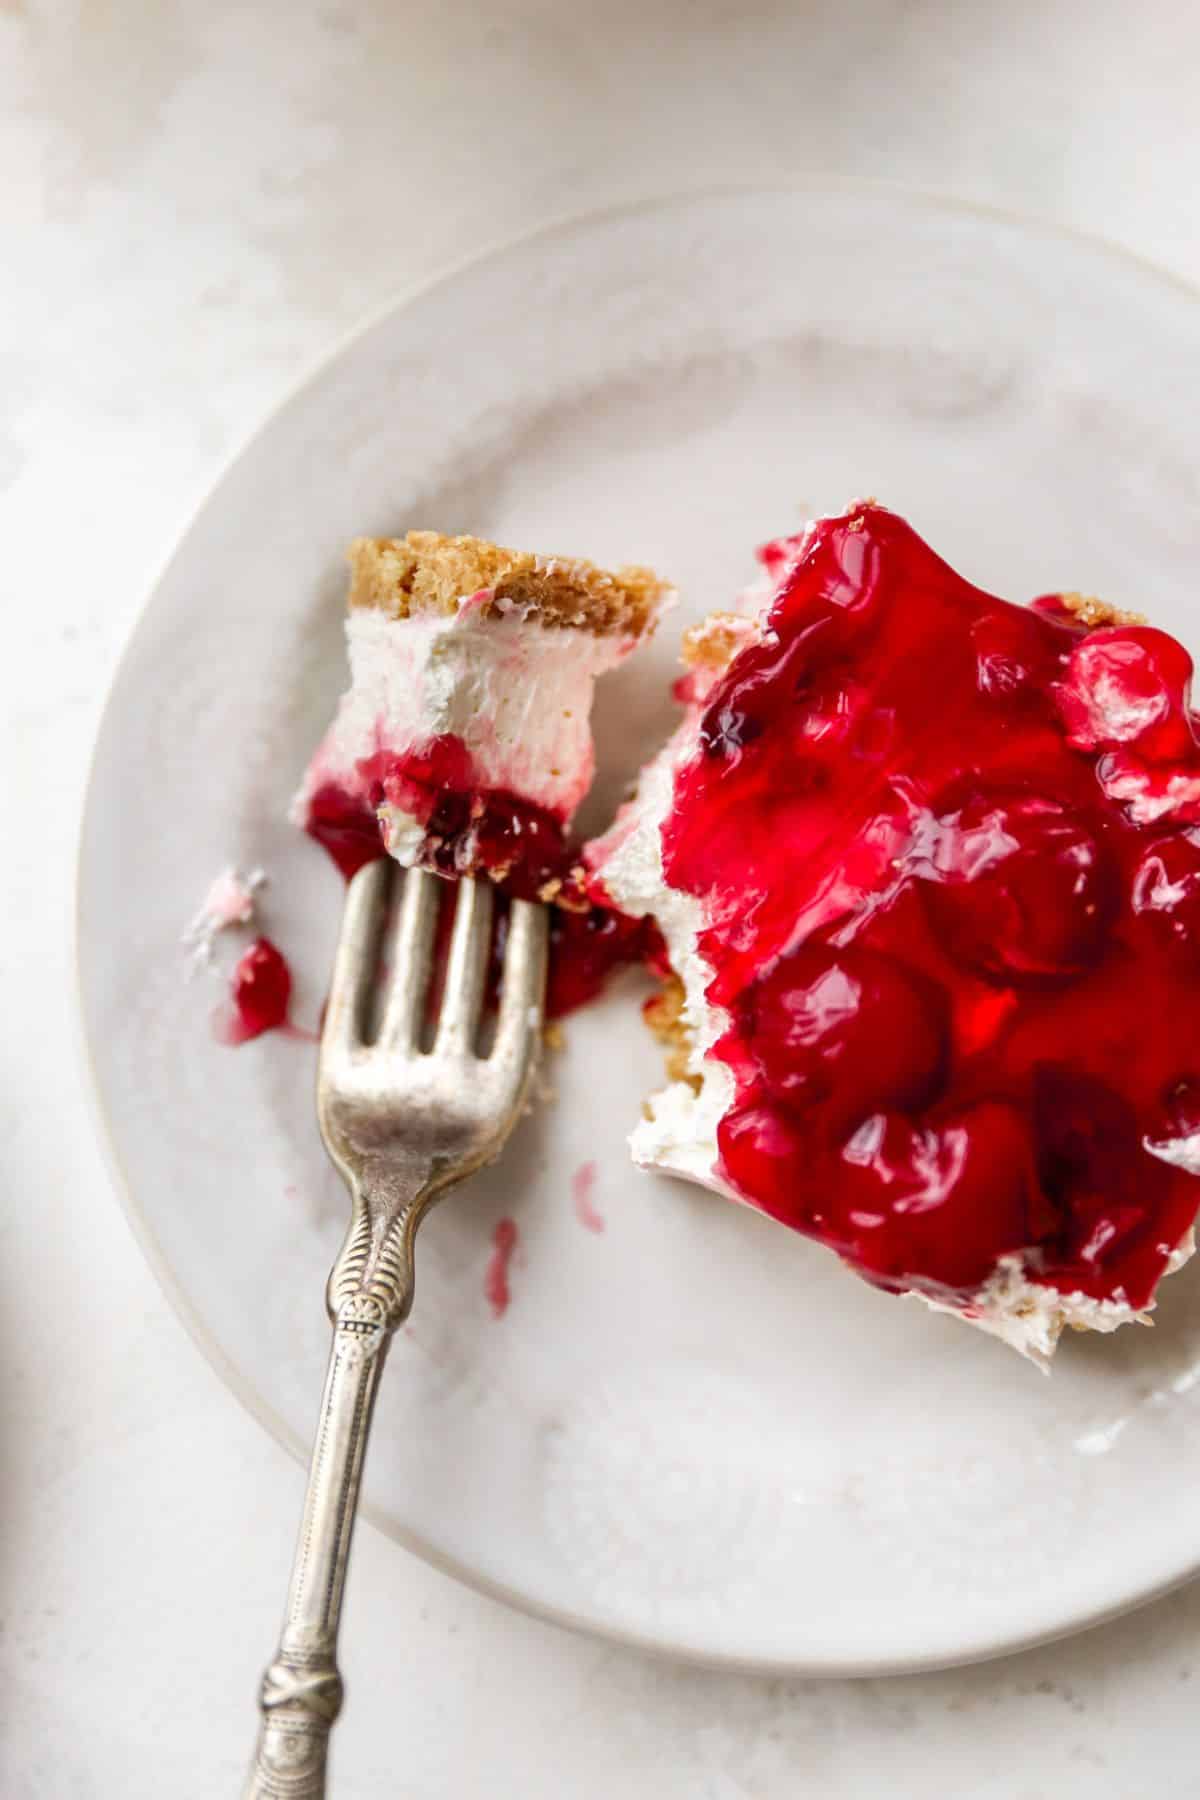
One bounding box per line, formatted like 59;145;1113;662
589;502;1200;1361
294;531;670;900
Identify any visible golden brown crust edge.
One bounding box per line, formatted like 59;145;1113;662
347;531;669;638
642;976;699;1093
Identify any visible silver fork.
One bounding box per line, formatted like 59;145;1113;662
244;860;548;1798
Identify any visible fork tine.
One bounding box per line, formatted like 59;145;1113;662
378;868;441;1050
491;897;549;1060
434;876;494;1054
321;857;390;1057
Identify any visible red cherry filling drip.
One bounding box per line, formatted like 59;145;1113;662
663;505;1200;1310
306;736;660;1018
306;735;571;900
216;937;294;1044
546;906;665;1019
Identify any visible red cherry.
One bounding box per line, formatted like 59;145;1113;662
1031;1066;1150;1272
726;943;948;1139
717;1100;822;1231
373;734;475;824
1094;749;1200;828
304;783;384;878
971;604;1073;700
1131;831;1200;950
1054;626;1196;762
918;788;1115;986
385;733;475;796
469;798;566;897
829;1103;1050;1297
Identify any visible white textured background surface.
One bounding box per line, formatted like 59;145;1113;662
5;2;1200;1793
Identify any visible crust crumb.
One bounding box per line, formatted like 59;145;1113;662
844;497;879;533
556;867;592;914
642;974;700;1091
681;612;753;673
1056;590;1147;629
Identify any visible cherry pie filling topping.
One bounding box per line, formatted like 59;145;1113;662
661;505;1200;1310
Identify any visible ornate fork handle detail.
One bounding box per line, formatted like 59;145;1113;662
243;1189;421;1799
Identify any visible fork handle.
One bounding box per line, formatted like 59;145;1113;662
243;1296;392;1798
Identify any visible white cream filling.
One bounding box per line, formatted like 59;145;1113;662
918;1258;1146;1369
294;600;637;858
935;1228;1191;1366
592;724;736;1183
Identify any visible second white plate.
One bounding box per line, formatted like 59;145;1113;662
80;183;1200;1671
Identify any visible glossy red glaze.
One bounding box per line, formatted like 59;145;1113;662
663;505;1200;1309
304;783;383;879
716;943;950;1141
545;905;664;1019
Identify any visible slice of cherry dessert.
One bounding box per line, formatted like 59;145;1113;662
589;502;1200;1360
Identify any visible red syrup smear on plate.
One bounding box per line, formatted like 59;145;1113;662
306;737;663;1019
661;503;1200;1311
213;937;316;1045
484;1217;519;1318
572;1160;604;1233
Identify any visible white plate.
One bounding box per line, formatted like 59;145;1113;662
79;184;1200;1673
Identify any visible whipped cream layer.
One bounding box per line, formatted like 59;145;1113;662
588;687;736;1181
295;595;637;860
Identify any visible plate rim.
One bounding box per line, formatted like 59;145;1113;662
74;175;1200;1675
